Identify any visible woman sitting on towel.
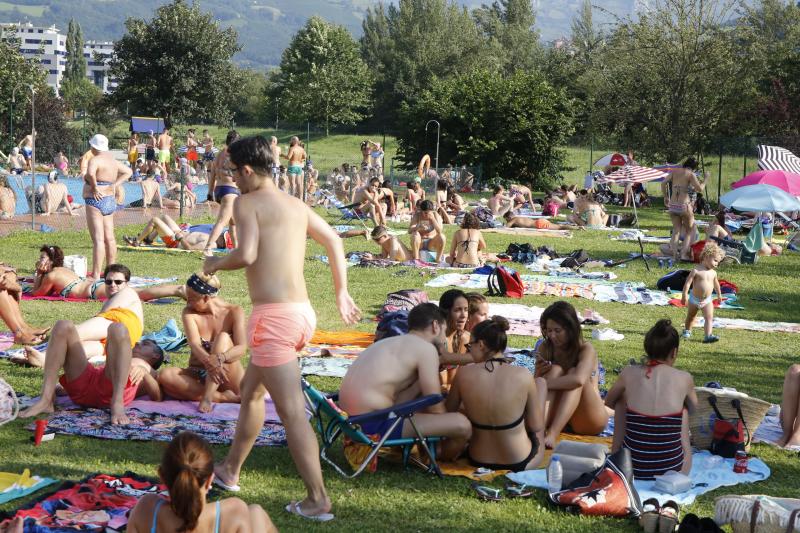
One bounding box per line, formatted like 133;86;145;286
446;212;486;268
568;190;608;229
604;319;697;479
436;289;471;389
158;273;246;413
0;262;49;345
536;301;609;448
446;316;546;471
706;210;733;241
777;364;800;449
127;432;276;533
29;244;185;302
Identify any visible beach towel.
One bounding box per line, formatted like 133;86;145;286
695;317;800;334
300;343;367;359
752;414;794;449
0;342;48;361
506;451;770;506
483;227;573;238
484;303;608;337
0;470;58;506
310;330;375;347
24;406;285;446
140;318;186;352
299;356;354;378
0;332;13;352
119;244;229;255
20;276;179;302
1;472;166;531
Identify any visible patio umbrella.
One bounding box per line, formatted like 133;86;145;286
732;169;800;196
594;153;628;168
758;145;800;174
720;184;800;213
596;164;668;185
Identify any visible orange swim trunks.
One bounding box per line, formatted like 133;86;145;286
247;302;316;367
534;218;552;230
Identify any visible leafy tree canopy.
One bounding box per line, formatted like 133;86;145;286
0;32;47;149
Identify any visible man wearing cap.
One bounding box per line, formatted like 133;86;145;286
83;133;132;278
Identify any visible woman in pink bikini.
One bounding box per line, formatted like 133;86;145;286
661;158;705;261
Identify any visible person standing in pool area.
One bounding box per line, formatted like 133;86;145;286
157;128;173;178
145;130;157;173
282;136;306;200
205;130;240;256
83;134;132;278
17;130;34;171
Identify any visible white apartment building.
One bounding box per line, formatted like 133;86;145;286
0;22;118;95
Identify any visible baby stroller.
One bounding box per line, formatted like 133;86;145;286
595;181;622;205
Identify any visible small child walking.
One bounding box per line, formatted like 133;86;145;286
681;242;725;343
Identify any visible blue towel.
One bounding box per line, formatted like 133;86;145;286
140;318;186;353
0;476;58;505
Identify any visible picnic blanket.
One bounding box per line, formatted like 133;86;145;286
0;471;58;506
300;356;354;378
506;450;770;506
484;303;608;337
20;276;179;302
694;317;800;334
118;244;229;255
0;332;13;352
482;227;573;238
1;472;166;532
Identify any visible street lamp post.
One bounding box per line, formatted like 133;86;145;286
29;85;35;230
10;85;19;152
425;119;440;191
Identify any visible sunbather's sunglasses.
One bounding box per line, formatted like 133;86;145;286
104;279;126;286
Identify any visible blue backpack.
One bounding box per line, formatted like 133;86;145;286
375;311;409;341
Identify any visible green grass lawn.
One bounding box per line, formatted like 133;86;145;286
2;199;798;531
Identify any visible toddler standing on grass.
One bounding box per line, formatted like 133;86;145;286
681;242;725;343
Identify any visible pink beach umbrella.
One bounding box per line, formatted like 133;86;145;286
732;169;800;196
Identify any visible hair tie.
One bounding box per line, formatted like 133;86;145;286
187;274;218;296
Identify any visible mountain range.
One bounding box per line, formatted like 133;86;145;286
0;0;638;70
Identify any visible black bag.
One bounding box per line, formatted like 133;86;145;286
375;310;409;341
619;213;638;227
708;395;750;458
656;269;690;291
561;249;589;269
505;243;536;263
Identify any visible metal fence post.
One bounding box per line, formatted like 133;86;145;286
179;164;185;219
717;143;723;203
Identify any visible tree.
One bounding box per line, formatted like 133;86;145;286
588;0;756;162
271;17;370;135
65;19;87;83
61;77;101;114
361;0;493;127
474;0;541;74
0;31;47;149
109;0;243;126
18;87;81;161
231;68;267;127
397;69;574;187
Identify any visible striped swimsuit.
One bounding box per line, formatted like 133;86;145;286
623;408;685;480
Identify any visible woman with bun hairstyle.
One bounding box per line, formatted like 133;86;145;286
127;431;276;532
445;316;546;471
536;301;609;448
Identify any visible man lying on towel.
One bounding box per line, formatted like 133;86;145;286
13;264;147;368
19;267;165;424
503;211;577;231
338;303;471;460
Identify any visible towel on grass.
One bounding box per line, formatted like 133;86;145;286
140;318;186;352
1;472;165;531
20;276;179;302
695;317;800;334
751;414;800;451
506;451;770;506
300;356;354;378
668;293;744;310
310;330;374;347
0;332;13;352
119;244;229;255
0;470;58;506
482;227;573;238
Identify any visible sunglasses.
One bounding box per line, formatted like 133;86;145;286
104;279;126;286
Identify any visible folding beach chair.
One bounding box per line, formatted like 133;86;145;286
302;379;444;478
319;189;370;229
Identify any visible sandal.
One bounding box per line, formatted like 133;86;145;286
659;500;680;533
470;482;502;502
505;482;534;498
639;498;661;533
123;236;140;247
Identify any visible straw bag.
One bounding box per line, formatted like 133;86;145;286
690;388;770;452
715;495;800;533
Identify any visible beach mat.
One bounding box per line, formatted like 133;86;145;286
483;228;573;238
0;471;58;506
118;244;229;255
696;317;800;334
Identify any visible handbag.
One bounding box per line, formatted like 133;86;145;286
709;395;750;458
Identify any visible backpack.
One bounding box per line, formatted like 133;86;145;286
471;206;496;228
378;289;428;319
656;269;690;291
505;243;536;264
487;266;525;298
549;448;642;518
375;310;409;341
0;377;18;427
561;249;589;269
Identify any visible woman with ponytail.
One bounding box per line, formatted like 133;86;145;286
445;316;547;471
127;432;275;532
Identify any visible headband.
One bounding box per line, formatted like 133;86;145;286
186;274;218;296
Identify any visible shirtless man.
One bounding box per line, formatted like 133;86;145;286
42;172;76;216
145;130;157;173
140;174;163;208
662;158;705;261
282;136;306;199
370;225;412;262
158;273;246;413
17;130;34;171
503;211;577;231
6;147;26;174
269;136;281;185
409;200;446;262
488;185;514;217
186;129;199;170
339;303;471;460
201;129;215;174
202;135;360;521
83;134;132;278
157;127;173;177
205;130;241;256
353;177;386;227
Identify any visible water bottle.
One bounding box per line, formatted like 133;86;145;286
547;455;563;494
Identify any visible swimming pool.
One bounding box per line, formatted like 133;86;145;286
6;175;209;215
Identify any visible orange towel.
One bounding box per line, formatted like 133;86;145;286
310;330;374;347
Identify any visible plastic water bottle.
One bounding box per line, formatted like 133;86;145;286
548;455;563;494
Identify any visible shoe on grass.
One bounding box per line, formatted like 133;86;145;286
682;329;691;339
703;335;719;344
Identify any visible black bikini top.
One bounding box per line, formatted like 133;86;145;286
470;357;525;431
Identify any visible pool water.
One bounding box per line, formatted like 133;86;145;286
6;175;209;215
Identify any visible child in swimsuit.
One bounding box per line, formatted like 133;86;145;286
605;319;697;480
681;242;724;343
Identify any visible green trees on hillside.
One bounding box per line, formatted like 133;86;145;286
0;34;46;149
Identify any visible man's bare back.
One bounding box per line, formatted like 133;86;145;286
157;132;172;151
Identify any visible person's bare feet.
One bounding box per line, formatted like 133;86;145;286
19;397;54;418
292;496;333;519
110;403;130;425
214;462;239;490
198;396;214;413
0;516;23;533
23;346;44;367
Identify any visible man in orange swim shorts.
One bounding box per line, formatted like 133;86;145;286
203;135;361;522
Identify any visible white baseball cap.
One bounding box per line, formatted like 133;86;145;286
89;134;109;152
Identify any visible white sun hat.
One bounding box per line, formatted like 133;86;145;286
89;134;109;152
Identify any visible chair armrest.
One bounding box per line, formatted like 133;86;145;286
348;394;445;424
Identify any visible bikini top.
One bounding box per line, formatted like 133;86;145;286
151;498;220;533
469;357;526;431
457;229;479;252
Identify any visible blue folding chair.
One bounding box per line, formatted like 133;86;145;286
319;189;370;228
302;378;444;478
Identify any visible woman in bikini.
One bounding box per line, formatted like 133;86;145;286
536;301;609;448
706;210;733;241
0;263;48;345
29;245;185;302
158;273;246;413
126;432;276;533
446;317;546;471
446;212;486;267
569;190;608;228
205;130;240;256
605;319;697;479
406;180;425;213
662;158;705;261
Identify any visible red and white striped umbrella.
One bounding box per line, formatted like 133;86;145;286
596;164;668;185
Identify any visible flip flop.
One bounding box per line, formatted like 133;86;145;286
470;482;502;502
284;501;335;522
505;482;534;498
212;475;240;492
